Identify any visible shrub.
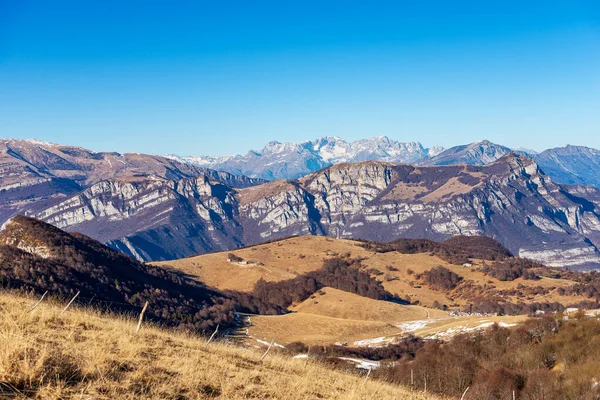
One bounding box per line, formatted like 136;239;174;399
420;267;463;291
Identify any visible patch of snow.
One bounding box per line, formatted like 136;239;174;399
255;339;285;349
0;218;13;233
338;357;381;370
353;336;392;347
424;321;517;340
24;138;58;147
395;319;434;332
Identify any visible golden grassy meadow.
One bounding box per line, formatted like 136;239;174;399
0;291;437;399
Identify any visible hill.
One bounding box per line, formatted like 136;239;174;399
289;287;446;322
0;216;237;331
0;291;432;400
159;235;590;312
160;235;600;346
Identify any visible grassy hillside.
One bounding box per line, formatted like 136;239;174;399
159;235;590;310
249;307;526;346
0;292;434;400
289;287;447;322
155;236;363;292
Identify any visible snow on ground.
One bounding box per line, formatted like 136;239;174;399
255;338;285;349
338;357;381;370
24;138;58;147
394;319;435;332
424;321;518;340
352;336;394;347
0;218;13;233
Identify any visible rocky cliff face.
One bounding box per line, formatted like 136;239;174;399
0;139;264;226
29;175;243;261
26;153;600;269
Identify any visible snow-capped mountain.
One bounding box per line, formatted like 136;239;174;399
419;140;515;166
169;136;444;180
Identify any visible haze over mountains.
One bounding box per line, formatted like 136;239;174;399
3;137;600;270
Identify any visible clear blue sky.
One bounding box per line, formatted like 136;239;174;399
1;1;599;155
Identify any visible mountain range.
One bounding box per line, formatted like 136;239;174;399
3;137;600;270
168;136;444;180
0;138;263;223
170;136;600;188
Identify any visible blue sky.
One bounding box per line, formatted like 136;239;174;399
1;1;599;155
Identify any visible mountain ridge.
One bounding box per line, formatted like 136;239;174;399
23;152;600;270
169;136;600;189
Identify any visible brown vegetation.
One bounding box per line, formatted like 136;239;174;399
481;258;542;281
0;292;429;399
0;217;236;331
359;235;512;265
231;256;404;314
377;315;600;400
418;266;463;291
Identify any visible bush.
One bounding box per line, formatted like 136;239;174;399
227;253;244;262
419;267;463;291
378;317;600;399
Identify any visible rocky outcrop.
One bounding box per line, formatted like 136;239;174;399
29;175;243;261
27;154;600;269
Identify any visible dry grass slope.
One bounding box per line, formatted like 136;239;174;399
290;287;448;322
0;291;435;400
159;235;584;308
248;312;402;346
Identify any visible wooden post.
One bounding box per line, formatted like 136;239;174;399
362;368;371;386
28;291;48;313
206;324;219;344
460;387;470;400
60;291;80;316
260;339;274;362
304;348;310;368
411;368;414;399
135;302;149;334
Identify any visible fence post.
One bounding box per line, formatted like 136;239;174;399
206;324;219;345
60;291;80;316
460;387;470;400
28;291;48;313
135;301;149;334
260;339;275;362
362;368;371;386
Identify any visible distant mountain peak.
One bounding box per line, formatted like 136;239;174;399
172;136;444;180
